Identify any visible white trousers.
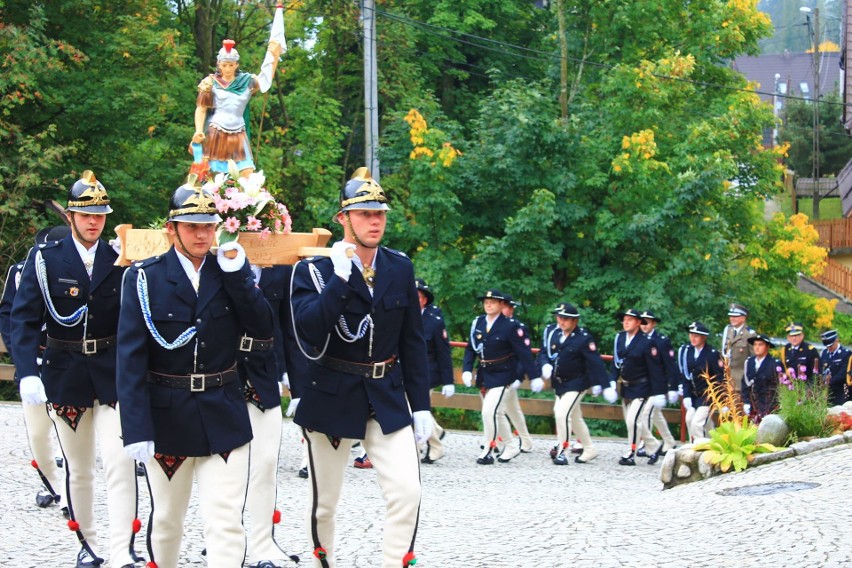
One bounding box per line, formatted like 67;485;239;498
304;419;421;568
146;443;250;568
621;398;659;457
423;416;445;460
481;386;511;454
554;391;593;451
245;404;288;565
649;405;677;450
500;387;533;450
23;401;63;501
685;405;715;441
49;401;139;566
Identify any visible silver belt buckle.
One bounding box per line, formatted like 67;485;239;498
372;361;386;379
190;374;206;392
239;336;254;352
83;339;98;355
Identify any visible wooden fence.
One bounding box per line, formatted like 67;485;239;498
813;217;852;250
812;258;852;301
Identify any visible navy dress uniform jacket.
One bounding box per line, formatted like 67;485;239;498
11;235;124;406
536;323;607;395
781;342;820;380
0;259;25;358
280;265;310;400
743;355;781;416
237;266;286;410
422;308;453;389
116;248;273;456
678;344;724;407
462;314;538;389
819;345;852;405
609;331;666;399
290;247;431;440
646;329;680;392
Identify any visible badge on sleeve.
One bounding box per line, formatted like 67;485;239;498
650;346;658;357
589;342;597;352
524;338;530;346
517;328;525;337
669;350;675;357
442;329;448;340
69;287;79;297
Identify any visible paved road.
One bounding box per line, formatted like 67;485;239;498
1;401;849;567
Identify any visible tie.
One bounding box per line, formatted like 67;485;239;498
362;265;375;288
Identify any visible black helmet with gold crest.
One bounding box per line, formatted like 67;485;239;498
66;170;113;214
339;167;390;214
168;174;222;224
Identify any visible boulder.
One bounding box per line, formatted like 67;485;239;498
756;414;789;446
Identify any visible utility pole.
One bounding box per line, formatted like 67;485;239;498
362;0;380;181
810;7;822;219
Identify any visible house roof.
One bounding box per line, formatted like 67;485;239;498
731;51;841;103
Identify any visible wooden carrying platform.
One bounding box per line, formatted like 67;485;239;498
113;224;333;266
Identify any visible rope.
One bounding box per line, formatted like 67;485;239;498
136;268;197;350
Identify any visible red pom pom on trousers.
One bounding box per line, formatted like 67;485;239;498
403;551;417;565
67;520;80;531
272;509;281;524
31;459;38;469
132;518;142;533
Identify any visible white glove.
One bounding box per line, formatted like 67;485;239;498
282;372;290;389
667;390;679;405
677;384;684;396
19;375;47;406
541;363;553;380
651;394;666;408
683;397;693;410
331;241;356;281
743;403;751;415
412;410;433;444
441;384;455;398
603;382;618;404
125;441;155;464
286;397;300;417
216;241;246;272
461;371;473;387
109;237;122;255
591;385;603;396
530;378;544;393
510;379;521;390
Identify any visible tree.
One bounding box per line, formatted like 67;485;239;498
777;91;852;179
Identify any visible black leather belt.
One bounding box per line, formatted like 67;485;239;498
621;376;649;387
147;366;238;392
479;354;515;368
317;355;397;379
238;335;274;352
46;335;116;355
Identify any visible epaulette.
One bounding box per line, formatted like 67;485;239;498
37;240;62;251
382;246;409;258
580;329;588;336
198;76;214;92
132;255;164;269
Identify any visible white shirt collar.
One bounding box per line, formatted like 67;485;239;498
350;249;378;296
174;249;205;293
71;236;98;274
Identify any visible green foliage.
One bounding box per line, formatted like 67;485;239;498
693;416;777;472
777;91;852;180
777;377;833;442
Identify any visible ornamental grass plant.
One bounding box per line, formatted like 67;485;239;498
776;366;832;443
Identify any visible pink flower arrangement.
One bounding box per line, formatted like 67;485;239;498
204;161;292;245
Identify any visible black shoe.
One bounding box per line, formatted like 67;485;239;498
647;446;665;465
130;549;146;563
61;506;70;519
55;456;64;468
439;430;446;441
35;490;55;508
75;548;102;568
476;455;494;465
636;447;648;458
254;561;283;568
298;466;309;479
549;445;558;459
553;452;568;466
618;456;636;466
421;455;436;464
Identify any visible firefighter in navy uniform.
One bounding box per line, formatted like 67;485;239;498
10;173;142;568
637;310;679;463
678;322;725;441
117;178;273;568
462;289;543;465
743;333;781;420
780;322;820;382
239;264;299;568
537;302;608;465
416;278;455;464
499;294;535;454
290;168;433;568
818;330;852;406
607;308;666;466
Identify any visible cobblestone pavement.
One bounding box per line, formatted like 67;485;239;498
1;401;850;568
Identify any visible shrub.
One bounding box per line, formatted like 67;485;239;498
693;415;777;472
776;371;832;442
